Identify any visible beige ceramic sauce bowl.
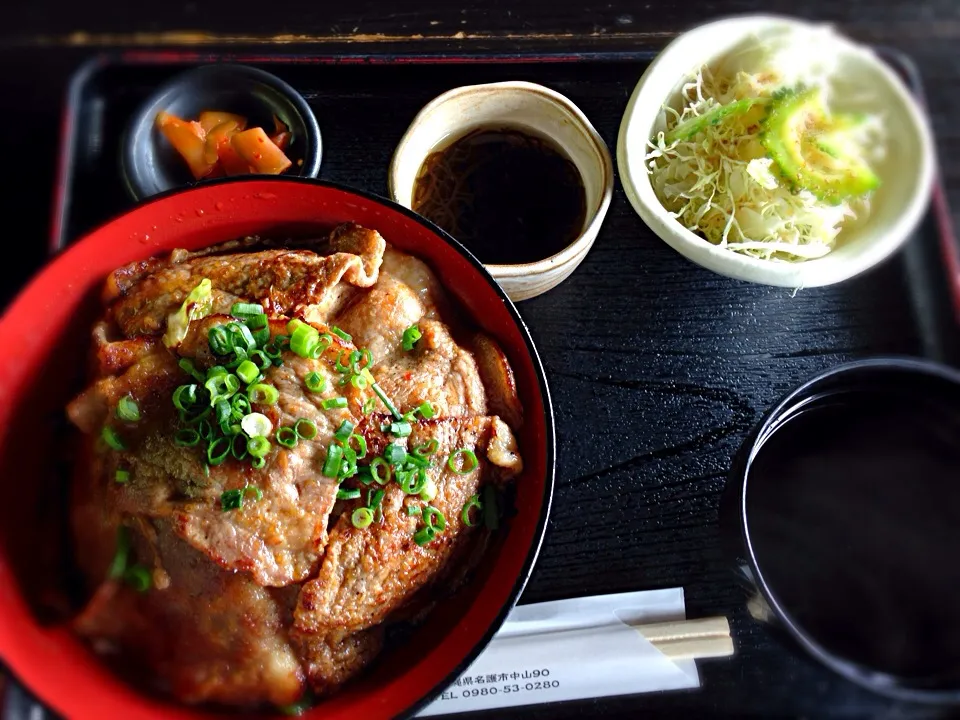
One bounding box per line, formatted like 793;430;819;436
389;81;613;301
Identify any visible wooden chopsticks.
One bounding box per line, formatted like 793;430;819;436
631;616;734;660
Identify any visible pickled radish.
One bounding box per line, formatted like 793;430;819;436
231;127;292;175
156;109;294;179
155;112;215;179
198;111;247;134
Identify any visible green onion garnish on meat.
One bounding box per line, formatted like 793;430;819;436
447;448;478;475
101;426;126;452
351;507;374;529
402;324;422;351
116;395;140;423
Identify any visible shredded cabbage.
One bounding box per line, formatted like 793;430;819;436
645;28;884;262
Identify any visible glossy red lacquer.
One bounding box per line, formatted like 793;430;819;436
0;178;554;720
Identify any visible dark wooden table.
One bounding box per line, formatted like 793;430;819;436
2;2;960;718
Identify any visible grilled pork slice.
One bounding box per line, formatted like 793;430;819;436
68;223;525;706
293;415;522;636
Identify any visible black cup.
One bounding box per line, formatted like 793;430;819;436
722;357;960;703
120;64;322;201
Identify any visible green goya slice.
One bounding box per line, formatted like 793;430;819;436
760;86;880;204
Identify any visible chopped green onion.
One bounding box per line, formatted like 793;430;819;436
322;444;344;478
230;433;248;460
334;420;355;442
236;360;260;384
405;452;430;469
208;325;231;355
227;322;257;352
461;494;483;526
115;469;130;484
248;383;280;405
101;426;126;451
116;395;140;422
384;443;407;466
339;447;358;480
335;350;354;374
370;457;391;485
423;506;447;532
251;325;270;348
367;488;385;510
207;365;228;378
295;418;318;440
215;398;232;426
220;488;244;511
402;324;422;351
371;381;402;420
247;435;271;459
197;421;213;442
174;428;200;447
448;448;479;475
207;437;231;466
305;371;325;392
249;349;271;371
387;421;412;438
108;526;130;579
413;438;440;457
352;506;374;528
290;323;320;358
347;433;367;459
322;397;348;410
205;373;240;404
251;456;266;469
398;467;427;495
231;302;265;317
362;397;376;414
179;357;206;382
354;348;373;373
413;526;436;546
310;334;333;360
172;384;198;411
418;401;436;419
245;485;263;501
483;484;499;531
350;373;368;389
124;566;152;592
164;278;212;348
420;478;438;502
241;412;273;438
231;393;250;418
276;426;298;448
332;326;352;342
337;487;361;500
407;504;422;516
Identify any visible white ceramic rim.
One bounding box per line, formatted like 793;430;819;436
617;14;938;288
388;80;614;279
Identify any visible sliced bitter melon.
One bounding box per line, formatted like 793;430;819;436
665;97;763;144
759;87;880;204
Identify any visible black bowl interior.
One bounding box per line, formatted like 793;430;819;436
733;358;960;703
120;64;322;201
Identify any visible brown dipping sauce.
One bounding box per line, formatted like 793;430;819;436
747;389;960;686
412;127;587;265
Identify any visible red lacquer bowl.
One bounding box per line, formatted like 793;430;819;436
0;178;554;720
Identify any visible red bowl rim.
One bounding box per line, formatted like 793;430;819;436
0;176;556;718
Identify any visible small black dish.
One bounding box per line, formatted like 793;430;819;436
722;358;960;704
120;64;322;201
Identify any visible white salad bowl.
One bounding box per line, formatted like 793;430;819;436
617;14;936;288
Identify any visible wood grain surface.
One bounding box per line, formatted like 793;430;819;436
1;2;959;719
